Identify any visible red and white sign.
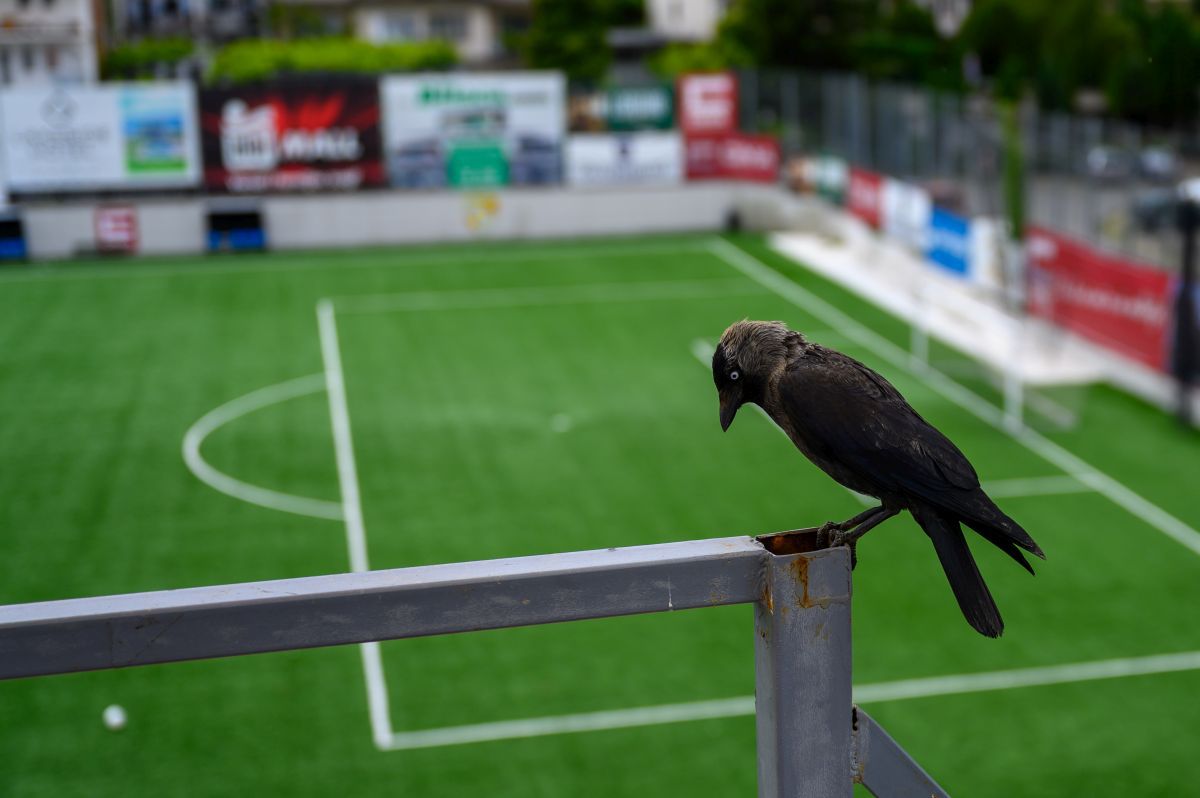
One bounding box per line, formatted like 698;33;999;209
95;206;138;253
678;72;738;134
685;133;779;182
847;168;883;229
1026;226;1172;370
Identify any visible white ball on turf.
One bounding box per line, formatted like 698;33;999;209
102;704;127;731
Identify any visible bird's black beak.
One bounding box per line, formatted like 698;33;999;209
719;399;738;432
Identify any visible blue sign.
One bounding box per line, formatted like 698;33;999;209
927;206;971;278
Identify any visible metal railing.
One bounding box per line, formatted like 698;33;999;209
0;528;949;798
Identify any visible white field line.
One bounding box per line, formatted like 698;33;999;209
706;239;1200;558
316;299;393;751
0;240;712;285
333;277;766;315
181;374;344;521
381;649;1200;750
980;475;1092;499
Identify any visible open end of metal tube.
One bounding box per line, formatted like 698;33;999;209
755;527;827;555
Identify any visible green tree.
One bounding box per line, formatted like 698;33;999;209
207;38;456;84
522;0;611;85
717;0;882;71
852;1;962;90
102;37;193;80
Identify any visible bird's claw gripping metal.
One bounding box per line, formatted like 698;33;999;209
815;521;859;569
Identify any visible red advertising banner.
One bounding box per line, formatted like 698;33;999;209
95;205;138;253
677;72;738;135
847;167;883;229
684;133;779;182
201;78;384;193
1026;226;1172;370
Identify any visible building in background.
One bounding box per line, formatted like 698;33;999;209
112;0;265;45
261;0;529;65
911;0;972;37
644;0;727;42
0;0;100;84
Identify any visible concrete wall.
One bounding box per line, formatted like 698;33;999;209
19;183;784;260
21;199;207;260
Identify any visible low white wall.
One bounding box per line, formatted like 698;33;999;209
19;183;784;260
21;199;207;260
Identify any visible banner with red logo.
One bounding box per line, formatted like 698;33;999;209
847;168;883;229
677;72;738;135
94;205;138;253
684;133;778;182
201;78;384;193
1026;226;1172;370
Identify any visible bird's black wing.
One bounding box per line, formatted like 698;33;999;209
778;347;980;501
780;347;1043;565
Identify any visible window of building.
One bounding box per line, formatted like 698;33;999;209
21;46;35;72
429;10;467;42
383;11;419;41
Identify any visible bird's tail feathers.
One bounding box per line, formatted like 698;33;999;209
911;503;1005;638
961;492;1045;561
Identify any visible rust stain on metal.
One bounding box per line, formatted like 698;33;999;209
792;557;813;608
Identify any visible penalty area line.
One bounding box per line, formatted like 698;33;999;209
316;298;394;751
379;649;1200;751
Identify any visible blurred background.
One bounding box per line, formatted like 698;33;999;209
1;0;1199;796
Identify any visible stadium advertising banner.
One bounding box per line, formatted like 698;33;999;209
816;156;848;204
881;178;931;253
1027;226;1172;370
927;206;971;278
381;72;565;189
0;83;200;191
568;85;674;132
678;72;738;134
847;167;883;229
565;132;682;187
684;133;779;182
201;79;384;193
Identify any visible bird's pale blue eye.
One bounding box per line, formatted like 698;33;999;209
730;371;740;381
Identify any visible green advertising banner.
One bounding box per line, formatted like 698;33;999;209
447;140;508;188
568;85;674;133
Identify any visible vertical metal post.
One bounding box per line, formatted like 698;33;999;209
755;541;853;798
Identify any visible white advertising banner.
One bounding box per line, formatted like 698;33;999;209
0;83;200;191
565;132;683;187
882;178;931;253
381;72;565;189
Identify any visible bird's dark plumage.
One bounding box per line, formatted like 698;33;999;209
713;320;1044;637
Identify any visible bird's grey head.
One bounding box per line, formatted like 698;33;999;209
712;320;803;431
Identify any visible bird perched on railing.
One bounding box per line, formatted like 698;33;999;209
712;319;1044;637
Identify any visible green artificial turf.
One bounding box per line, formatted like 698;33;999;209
1;232;1198;797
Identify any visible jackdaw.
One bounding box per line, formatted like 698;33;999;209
712;320;1044;637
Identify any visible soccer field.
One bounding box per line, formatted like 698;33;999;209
2;232;1199;797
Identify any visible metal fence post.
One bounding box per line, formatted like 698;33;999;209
755;535;854;798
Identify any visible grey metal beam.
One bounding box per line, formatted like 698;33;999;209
852;707;952;798
755;542;854;798
0;535;765;680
